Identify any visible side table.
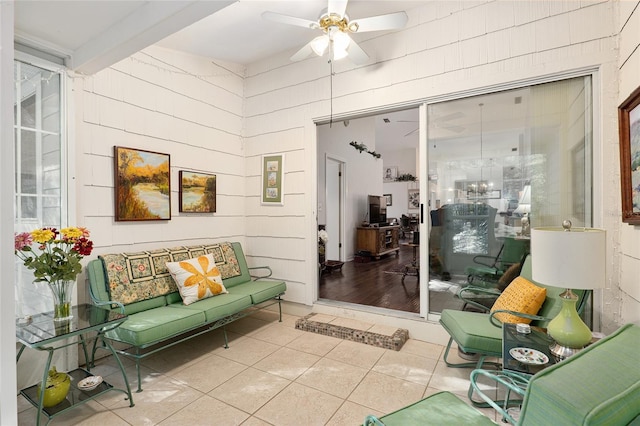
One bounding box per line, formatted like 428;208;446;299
401;243;420;283
16;304;134;425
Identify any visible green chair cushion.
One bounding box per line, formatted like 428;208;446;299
106;306;205;346
227;280;286;305
520;324;640;426
439;309;502;355
168;293;252;323
370;391;495;425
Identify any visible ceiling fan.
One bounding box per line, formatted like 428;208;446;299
400;112;466;137
262;0;408;65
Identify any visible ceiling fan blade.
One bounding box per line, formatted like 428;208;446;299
345;36;369;65
328;0;348;17
290;40;316;62
261;11;319;29
351;11;408;32
404;128;418;137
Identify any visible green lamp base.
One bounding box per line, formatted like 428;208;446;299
547;289;592;359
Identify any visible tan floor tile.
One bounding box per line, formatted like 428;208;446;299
325;339;385;369
285;331;342;356
326;400;383;426
95;362;161;407
213;336;280;366
73;410;131;426
109;375;205;424
401;338;444;360
348;371;426;414
368;324;400;336
159;394;250;425
250;322;305;346
253;346;320;380
226;316;273;336
254;382;343;426
240;416;274;426
169;353;248;393
212;367;290;413
372;349;438;386
307;313;336;323
329;317;373;331
296;357;368;399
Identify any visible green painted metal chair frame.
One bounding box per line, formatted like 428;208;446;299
466;236;530;287
364;325;640;426
439;255;591;405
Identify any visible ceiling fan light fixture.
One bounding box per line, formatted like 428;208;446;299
331;31;350;60
311;35;329;56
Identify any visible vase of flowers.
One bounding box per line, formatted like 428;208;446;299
15;227;93;321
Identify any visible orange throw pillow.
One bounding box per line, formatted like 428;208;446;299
491;277;546;324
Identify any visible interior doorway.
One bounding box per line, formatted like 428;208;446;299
325;156;344;261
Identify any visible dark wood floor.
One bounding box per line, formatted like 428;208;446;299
319;244;465;314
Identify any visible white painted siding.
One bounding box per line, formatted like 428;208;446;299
242;1;634;332
74;46;247;305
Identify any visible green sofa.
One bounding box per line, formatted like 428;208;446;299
364;323;640;425
86;242;286;392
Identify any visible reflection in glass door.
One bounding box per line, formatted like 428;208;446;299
425;76;593;314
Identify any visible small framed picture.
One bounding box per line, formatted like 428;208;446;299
408;189;420;209
384;194;392;206
179;171;216;213
618;85;640;225
384;166;398;182
261;154;285;205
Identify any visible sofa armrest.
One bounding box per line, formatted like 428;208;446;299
249;266;273;281
489;310;549;328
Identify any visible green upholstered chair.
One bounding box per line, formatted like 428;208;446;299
465;236;530;287
439;255;590;370
364;324;640;426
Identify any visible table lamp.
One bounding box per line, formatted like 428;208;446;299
531;221;605;358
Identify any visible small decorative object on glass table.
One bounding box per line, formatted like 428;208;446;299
531;221;605;359
503;323;556;376
14;226;93;321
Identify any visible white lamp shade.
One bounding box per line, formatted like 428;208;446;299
531;226;605;290
513;185;531;215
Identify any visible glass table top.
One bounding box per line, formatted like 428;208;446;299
16;304;126;347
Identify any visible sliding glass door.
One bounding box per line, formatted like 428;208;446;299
425;76;593;315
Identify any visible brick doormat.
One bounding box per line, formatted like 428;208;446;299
295;313;409;351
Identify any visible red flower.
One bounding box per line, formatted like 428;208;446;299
73;237;93;256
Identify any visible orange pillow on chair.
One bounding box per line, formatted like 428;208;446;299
490;277;546;324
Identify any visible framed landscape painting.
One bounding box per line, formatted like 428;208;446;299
114;146;170;221
261;154;284;205
179;171;216;213
618;86;640;225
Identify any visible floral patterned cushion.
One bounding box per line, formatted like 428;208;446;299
99;242;241;305
166;254;228;305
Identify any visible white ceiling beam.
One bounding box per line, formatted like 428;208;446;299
70;0;236;75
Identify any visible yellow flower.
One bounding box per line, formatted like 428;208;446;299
179;257;223;298
31;229;55;244
61;227;82;239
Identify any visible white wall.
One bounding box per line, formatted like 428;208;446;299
615;0;640;328
74;45;247;306
243;0;637;332
317;117;379;261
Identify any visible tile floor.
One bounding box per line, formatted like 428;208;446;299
17;308;504;425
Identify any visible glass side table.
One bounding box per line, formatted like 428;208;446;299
16;304;134;425
502;323;556;377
